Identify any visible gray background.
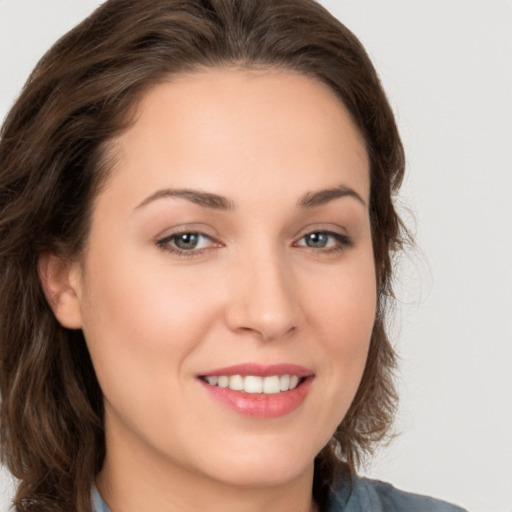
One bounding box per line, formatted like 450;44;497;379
1;1;511;511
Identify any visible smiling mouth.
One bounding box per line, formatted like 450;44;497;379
197;363;314;417
199;374;305;394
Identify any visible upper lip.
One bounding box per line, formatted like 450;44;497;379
198;363;314;378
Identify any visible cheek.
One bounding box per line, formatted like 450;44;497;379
81;240;211;337
306;254;377;388
311;253;376;337
77;246;217;405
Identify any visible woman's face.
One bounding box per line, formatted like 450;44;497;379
70;69;375;490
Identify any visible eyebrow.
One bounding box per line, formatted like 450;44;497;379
135;188;235;210
297;185;366;208
135;184;365;211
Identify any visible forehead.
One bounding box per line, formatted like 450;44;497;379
104;67;370;208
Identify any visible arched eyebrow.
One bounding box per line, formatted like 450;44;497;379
135;184;365;211
297;185;366;208
135;188;235;210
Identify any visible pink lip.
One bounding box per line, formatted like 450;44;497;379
199;363;314;378
197;363;315;418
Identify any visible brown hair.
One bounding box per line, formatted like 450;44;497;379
0;1;406;510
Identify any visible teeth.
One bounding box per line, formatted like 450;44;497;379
229;374;244;391
217;376;229;388
280;374;290;391
244;375;263;393
205;376;218;386
203;374;302;394
263;375;280;394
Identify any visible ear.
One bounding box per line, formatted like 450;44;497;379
38;252;83;329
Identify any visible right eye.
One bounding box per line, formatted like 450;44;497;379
156;231;217;255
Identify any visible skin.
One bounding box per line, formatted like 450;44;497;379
42;68;376;512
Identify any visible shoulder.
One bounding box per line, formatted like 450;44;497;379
325;470;467;512
355;477;467;512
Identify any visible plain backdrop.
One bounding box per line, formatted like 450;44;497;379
1;1;511;511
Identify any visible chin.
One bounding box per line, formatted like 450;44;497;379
189;435;320;489
205;458;313;489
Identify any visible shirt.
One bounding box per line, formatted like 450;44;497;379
324;470;467;511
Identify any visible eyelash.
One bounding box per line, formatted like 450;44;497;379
294;231;353;253
156;230;353;257
156;231;220;257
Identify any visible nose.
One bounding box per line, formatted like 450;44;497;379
224;249;301;341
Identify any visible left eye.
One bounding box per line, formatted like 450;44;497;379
296;231;351;250
158;232;214;252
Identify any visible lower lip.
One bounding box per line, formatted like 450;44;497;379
199;378;313;418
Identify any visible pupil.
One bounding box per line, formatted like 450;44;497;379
306;232;327;248
175;233;198;250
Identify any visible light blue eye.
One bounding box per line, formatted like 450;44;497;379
173;233;201;250
304;232;330;248
158;232;214;252
296;231;352;251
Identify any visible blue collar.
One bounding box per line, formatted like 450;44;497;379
92;486;111;512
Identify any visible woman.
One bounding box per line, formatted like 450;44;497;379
0;1;466;511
